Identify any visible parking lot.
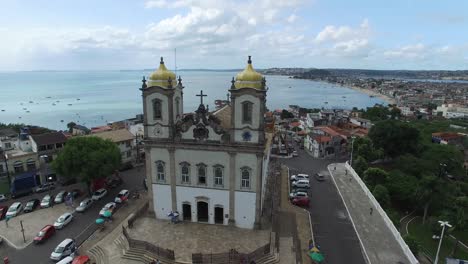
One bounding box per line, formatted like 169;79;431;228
0;166;145;263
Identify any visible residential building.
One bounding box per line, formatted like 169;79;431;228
72;125;90;136
142;56;271;229
86;129;136;166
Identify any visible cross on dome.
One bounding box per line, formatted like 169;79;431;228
196;90;207;105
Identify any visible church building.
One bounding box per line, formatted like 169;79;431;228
141;56;271;229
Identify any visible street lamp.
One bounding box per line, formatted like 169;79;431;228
350;136;356;166
0;147;12;193
434;220;452;264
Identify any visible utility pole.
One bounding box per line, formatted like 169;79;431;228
434;220;452;264
350;136;356;166
20;220;26;243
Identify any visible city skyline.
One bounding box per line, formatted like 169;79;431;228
1;0;468;71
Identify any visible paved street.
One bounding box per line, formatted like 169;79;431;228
282;148;366;264
0;166;145;263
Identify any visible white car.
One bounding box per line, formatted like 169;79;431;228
99;202;116;217
54;212;73;229
114;189;129;203
292;179;310;188
290;173;309;181
56;256;74;264
92;188;108;201
50;238;77;261
75;198;93;212
0;194;7;202
6;202;23;217
289;191;308;199
292;151;299;157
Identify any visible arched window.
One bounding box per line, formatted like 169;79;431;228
155;161;165;182
197;163;207;185
180;162;190;184
242;101;253;124
175;97;180;119
14;161;24;173
26;159;36;171
213;165;224;186
152;99;162;120
241;167;251;189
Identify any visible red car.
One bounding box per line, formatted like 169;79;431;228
292;197;310;207
0;205;7;220
73;255;90;264
34;225;56;244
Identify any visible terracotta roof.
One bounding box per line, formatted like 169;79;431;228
91;125;112;134
31;132;67;146
290;122;301;127
313;135;331;143
315;126;340;137
432;132;462;141
0;128;17;137
212;105;232;130
87;129;134;143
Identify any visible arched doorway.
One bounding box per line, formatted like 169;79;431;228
182;203;192;221
197;201;208;222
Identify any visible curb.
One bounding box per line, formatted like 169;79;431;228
328;163;372;264
0;234;33;250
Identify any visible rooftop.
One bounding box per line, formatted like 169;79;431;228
86;129;134;143
212;105;232;130
30;132;67;146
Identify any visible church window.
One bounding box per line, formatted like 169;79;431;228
180;162;190;184
213;165;224;186
241;167;251;189
14;161;24;173
155;161;165;182
152;99;162;120
175;97;180;119
197;163;207;185
242;101;253;124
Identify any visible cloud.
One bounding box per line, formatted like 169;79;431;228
315;19;369;43
383;43;426;59
287;14;298;23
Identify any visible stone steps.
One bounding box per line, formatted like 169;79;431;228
113;234;129;254
88;245;109;264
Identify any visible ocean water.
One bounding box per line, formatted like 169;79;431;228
0;71;384;130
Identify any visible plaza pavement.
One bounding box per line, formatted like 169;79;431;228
328;162;411;264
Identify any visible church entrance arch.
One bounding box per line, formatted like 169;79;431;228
197;201;209;222
182;203;192;221
214;206;224;224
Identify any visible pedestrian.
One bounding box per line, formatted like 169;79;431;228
156;259;161;264
370;207;373;215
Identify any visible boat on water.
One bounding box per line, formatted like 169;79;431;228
68;104;73;106
369;95;375;98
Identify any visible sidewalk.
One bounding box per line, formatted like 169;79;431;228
328;163;410;264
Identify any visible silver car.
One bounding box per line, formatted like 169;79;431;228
50;238;76;261
75;198;93;213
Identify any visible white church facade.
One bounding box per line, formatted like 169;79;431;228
141;56;271;229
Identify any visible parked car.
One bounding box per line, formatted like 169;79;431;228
0;193;7;202
75;198;93;213
35;182;55;193
41;194;54;208
34;225;56;244
50;238;77;261
289;191;308;200
55;191;69;204
292;196;310;207
24;199;40;213
6;202;23;217
72;255;91;264
292;179;310;188
290;173;309;181
91;188;108;201
0;205;8;220
54;212;73;229
99;202;116;217
70;189;82;199
292;151;298;157
114;189;129;203
57;256;74;264
315;172;325;181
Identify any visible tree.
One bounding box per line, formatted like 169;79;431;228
385;170;419;209
67;122;77;133
415;174;448;224
403;235;420;255
281;110;294;119
369;120;421;158
390;107;401;119
373;184;390;208
363;168;389;188
353;156;368;176
362;106;390;122
52;137;121;193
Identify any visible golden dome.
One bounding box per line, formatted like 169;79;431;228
147;57;176;88
234;56;265;90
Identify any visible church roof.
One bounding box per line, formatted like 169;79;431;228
147;57;176;88
234;56;265;90
212;104;232;130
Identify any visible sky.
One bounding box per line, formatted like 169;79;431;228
1;0;467;71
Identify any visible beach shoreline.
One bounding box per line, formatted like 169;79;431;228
345;85;396;105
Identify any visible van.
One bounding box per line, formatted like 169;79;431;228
50;238;77;261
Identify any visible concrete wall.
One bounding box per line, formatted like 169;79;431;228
152;184;172;219
345;162;419;264
234;191;256;229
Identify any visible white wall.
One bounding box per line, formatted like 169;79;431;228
234;191;257;229
150;148;171;183
176;186;229;225
146;93;170;139
235;153;257;192
234;94;260;143
153;184;172;219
